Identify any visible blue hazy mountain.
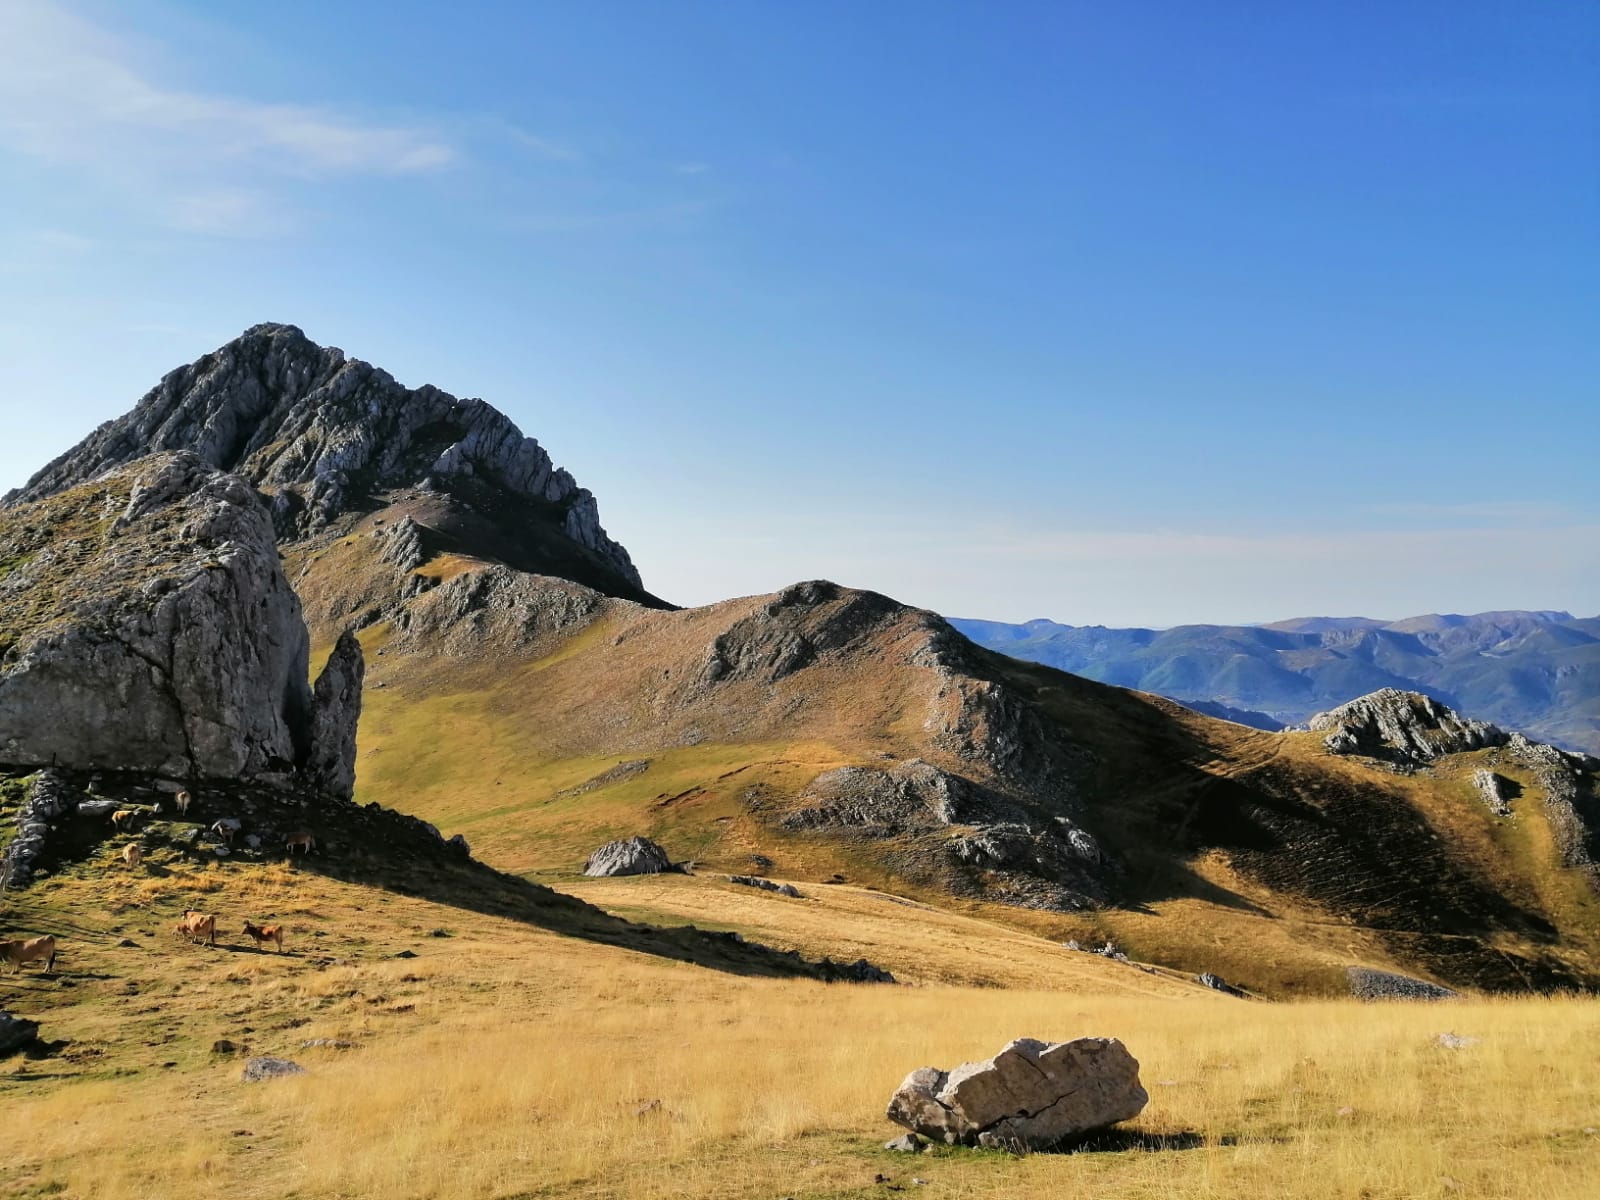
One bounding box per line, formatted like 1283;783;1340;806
950;610;1600;754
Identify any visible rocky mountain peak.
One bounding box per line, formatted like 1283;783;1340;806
1308;688;1507;765
6;323;644;596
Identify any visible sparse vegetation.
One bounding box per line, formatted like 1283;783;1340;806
5;848;1599;1199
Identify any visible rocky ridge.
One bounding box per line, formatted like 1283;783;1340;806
1308;688;1507;766
7;323;644;599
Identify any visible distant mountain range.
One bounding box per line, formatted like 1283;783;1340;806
950;610;1600;754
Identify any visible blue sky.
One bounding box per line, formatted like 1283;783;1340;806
1;0;1595;626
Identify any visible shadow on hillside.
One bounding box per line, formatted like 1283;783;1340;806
1056;1128;1207;1153
1;768;884;985
291;829;875;983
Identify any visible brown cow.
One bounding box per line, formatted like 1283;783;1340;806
122;843;143;869
174;911;217;946
110;809;139;830
1;934;58;973
284;831;315;856
242;920;285;952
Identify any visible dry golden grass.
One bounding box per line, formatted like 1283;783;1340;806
5;854;1599;1200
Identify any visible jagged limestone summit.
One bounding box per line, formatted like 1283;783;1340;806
8;322;655;606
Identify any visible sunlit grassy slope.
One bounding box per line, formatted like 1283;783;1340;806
313;540;1600;997
6;844;1599;1200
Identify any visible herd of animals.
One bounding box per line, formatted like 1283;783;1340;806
2;785;312;975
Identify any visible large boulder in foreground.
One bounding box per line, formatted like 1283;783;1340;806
0;453;312;782
886;1036;1147;1149
583;836;673;877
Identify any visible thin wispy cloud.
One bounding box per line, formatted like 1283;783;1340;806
0;1;455;233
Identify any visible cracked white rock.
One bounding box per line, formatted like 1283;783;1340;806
0;453;313;782
886;1036;1147;1149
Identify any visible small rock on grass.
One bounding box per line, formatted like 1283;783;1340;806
885;1134;924;1153
241;1056;305;1082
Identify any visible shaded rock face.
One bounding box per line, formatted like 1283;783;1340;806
1;770;84;887
306;631;365;802
886;1037;1148;1149
0;1011;40;1056
1309;689;1506;766
8;322;642;595
0;454;312;782
1346;967;1459;1001
583;836;673;877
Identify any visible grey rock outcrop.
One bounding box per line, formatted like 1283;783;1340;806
727;874;802;897
0;454;312;782
784;754;1106;912
1197;972;1247;998
241;1056;306;1082
1;771;84;886
7;323;641;590
383;566;605;657
583;836;673;877
886;1037;1147;1149
1472;769;1512;816
1347;967;1459;1001
306;631;364;802
1503;734;1600;877
1309;689;1507;766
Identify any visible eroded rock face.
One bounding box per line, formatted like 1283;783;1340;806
1309;689;1506;766
7;322;642;591
1472;769;1512;816
583;836;673;877
1503;734;1600;877
0;454;312;782
886;1037;1147;1149
306;631;365;802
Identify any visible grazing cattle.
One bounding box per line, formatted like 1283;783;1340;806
242;920;285;952
284;831;316;856
174;911;217;946
1;934;58;973
122;843;142;869
110;809;139;830
174;789;191;816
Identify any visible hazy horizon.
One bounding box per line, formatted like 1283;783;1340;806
2;1;1595;626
